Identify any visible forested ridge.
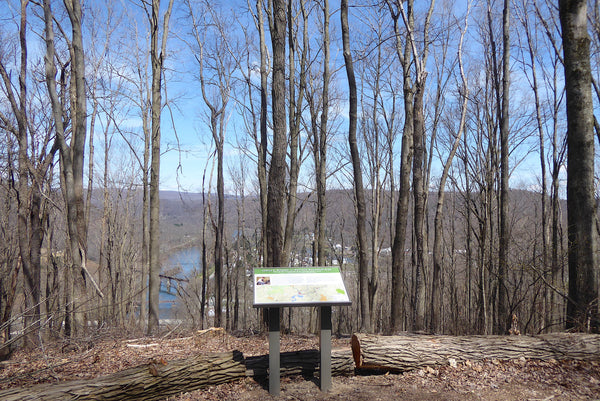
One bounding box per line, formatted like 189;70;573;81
0;0;598;365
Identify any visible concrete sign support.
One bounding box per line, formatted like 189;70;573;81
253;267;351;396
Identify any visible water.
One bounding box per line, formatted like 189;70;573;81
159;247;201;319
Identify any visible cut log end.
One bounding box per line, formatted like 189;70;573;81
351;334;362;368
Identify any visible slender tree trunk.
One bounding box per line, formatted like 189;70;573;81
464;130;474;332
550;60;563;331
497;0;511;335
412;81;427;331
431;22;469;332
140;110;150;329
214;117;225;327
316;0;330;267
201;171;208;329
147;0;162;335
341;0;370;332
147;0;174;335
2;0;42;346
256;0;269;267
517;2;550;331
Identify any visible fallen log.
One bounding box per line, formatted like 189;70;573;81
0;351;245;401
245;348;354;377
351;333;600;372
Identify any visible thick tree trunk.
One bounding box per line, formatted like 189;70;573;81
351;333;600;371
282;0;307;267
266;0;287;269
387;1;415;333
43;0;86;335
560;0;599;331
0;352;245;401
0;349;354;400
245;349;354;377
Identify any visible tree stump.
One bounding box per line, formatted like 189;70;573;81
0;351;245;401
351;333;600;371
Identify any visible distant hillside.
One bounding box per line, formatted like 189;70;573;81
157;188;561;258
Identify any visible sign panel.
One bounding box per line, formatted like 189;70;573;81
253;266;351;307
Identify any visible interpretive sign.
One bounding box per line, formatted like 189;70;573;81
253;267;351;307
253;266;352;395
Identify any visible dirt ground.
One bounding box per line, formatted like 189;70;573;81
1;330;599;400
173;357;600;401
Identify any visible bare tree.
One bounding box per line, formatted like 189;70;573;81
282;0;308;268
0;0;57;345
266;0;287;268
341;0;370;332
387;0;435;332
146;0;174;334
514;0;552;331
315;0;330;267
250;0;270;266
186;0;238;327
430;6;470;333
43;0;90;336
559;0;598;331
495;0;511;334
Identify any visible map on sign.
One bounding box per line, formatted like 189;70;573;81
253;267;351;307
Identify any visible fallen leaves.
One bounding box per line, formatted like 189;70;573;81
0;330;599;401
0;329;346;391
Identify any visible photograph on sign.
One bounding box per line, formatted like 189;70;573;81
253;267;351;306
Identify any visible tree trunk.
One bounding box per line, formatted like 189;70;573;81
412;81;427;331
315;0;330;268
147;0;174;335
43;0;86;335
497;0;511;335
256;0;269;266
387;0;415;333
245;349;354;377
1;0;44;345
281;0;307;268
351;333;600;371
560;0;599;331
266;0;287;269
341;0;370;332
517;1;551;333
147;0;162;335
140;112;150;329
430;23;469;332
0;352;245;401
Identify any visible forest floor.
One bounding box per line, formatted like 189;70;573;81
0;328;599;400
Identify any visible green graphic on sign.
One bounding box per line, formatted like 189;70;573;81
253;267;351;307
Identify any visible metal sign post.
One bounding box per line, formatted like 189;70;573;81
268;307;280;395
253;267;351;396
319;305;332;391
